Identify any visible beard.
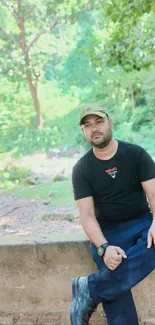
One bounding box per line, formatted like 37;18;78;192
89;129;112;148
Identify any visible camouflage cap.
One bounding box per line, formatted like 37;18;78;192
80;103;108;125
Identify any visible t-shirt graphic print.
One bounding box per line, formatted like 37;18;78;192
105;167;117;179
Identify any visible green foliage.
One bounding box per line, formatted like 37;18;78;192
1;127;57;155
0;165;30;189
0;0;155;160
0;78;35;129
96;1;155;71
0;0;95;78
60;19;98;90
104;0;155;25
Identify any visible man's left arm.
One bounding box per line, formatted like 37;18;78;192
142;178;155;248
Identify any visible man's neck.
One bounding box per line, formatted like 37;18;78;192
93;139;118;160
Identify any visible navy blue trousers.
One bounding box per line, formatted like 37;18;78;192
88;215;155;325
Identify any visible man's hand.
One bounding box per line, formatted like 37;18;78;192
147;220;155;248
103;245;127;271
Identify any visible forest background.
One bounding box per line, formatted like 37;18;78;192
0;0;155;171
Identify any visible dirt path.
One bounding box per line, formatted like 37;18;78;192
0;194;83;237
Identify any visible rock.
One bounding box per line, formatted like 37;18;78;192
25;177;37;185
43;200;51;205
41;213;76;221
48;191;55;197
53;174;66;182
30;172;52;183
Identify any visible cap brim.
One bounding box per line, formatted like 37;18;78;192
80;111;107;125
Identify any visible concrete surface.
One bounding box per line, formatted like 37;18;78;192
0;233;155;324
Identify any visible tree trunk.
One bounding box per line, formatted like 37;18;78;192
26;69;43;128
129;80;135;112
15;2;43;129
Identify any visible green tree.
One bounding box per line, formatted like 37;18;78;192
96;0;155;71
0;0;94;128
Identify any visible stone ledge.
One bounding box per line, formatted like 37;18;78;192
0;232;87;246
0;237;155;324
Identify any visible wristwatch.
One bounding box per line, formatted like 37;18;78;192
97;243;109;257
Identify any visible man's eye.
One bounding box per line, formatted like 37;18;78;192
85;124;90;128
97;120;103;124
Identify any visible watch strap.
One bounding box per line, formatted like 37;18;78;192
97;243;109;257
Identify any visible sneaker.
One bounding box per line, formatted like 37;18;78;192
70;277;97;325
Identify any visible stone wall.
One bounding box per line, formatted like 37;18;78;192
0;233;155;325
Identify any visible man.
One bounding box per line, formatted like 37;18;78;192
70;103;155;325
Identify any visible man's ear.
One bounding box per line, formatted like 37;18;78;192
81;126;84;133
109;118;113;127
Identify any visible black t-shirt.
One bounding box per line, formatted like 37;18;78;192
72;140;155;228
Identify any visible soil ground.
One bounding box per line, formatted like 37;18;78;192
0;194;83;237
0;150;85;237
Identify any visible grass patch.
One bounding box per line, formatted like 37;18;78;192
7;179;75;207
0;180;17;191
0;165;30;190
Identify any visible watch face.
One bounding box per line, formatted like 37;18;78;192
98;246;104;256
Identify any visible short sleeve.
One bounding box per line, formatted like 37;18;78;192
72;166;92;200
136;148;155;182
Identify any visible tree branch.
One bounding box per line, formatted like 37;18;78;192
0;0;19;23
0;27;19;45
27;20;58;52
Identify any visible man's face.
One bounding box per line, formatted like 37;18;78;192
81;114;113;148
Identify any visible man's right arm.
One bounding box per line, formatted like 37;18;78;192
76;196;127;270
76;196;108;248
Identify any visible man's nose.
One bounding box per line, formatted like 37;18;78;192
91;123;99;131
